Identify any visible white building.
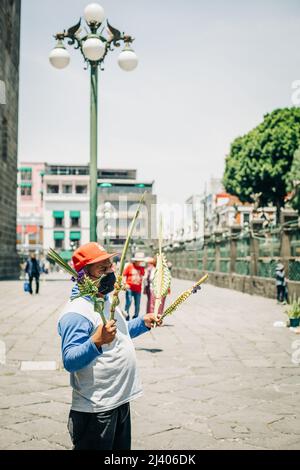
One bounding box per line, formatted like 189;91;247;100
43;173;90;260
42;165;156;261
185;178;225;241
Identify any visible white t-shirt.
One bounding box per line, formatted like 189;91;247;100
58;297;143;413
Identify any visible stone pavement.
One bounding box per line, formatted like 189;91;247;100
0;275;300;450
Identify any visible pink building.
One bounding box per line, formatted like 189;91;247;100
17;162;45;255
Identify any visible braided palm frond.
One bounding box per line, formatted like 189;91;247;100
94;297;106;325
110;274;123;318
153;217;171;319
153;253;171;298
160;274;209;320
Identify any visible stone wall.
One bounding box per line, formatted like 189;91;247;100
0;0;21;279
172;267;300;300
167;216;300;301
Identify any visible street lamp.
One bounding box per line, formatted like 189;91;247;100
49;3;138;242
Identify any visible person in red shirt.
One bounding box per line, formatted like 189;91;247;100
123;252;146;320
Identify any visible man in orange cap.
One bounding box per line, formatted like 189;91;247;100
57;242;162;450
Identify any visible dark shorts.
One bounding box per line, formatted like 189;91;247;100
67;402;131;450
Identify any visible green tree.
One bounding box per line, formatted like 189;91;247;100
286;148;300;212
223;108;300;219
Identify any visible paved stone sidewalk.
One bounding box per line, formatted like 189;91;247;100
0;276;300;450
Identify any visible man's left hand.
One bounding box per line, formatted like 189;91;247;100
143;313;163;329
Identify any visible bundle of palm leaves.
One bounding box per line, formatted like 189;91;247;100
160;274;209;321
47;248;107;325
152;217;208;325
152;217;172;321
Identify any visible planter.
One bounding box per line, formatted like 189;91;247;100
289;318;300;327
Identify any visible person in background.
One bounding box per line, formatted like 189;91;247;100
25;253;41;295
143;256;170;315
275;262;288;305
123;252;145;320
143;257;156;314
112;255;121;273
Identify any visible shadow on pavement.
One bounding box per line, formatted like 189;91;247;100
135;347;163;354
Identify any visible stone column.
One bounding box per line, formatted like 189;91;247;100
250;219;263;277
229;225;242;273
214;230;223;273
280;209;298;273
202;231;210;271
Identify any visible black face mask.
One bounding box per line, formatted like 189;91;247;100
98;272;116;295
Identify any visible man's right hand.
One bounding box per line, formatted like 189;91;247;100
91;320;117;348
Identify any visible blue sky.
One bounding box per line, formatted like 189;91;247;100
18;0;300;205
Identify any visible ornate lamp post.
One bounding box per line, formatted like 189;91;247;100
49;3;138;242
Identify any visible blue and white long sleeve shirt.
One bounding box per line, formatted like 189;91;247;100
58;311;149;373
57;286;150;412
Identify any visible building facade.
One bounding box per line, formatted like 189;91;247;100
17;162;45;257
40;165;156;260
185;179;278;244
97;169;156;248
43;168;90;260
0;0;21;279
185;178;225;241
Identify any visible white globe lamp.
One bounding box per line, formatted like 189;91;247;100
84;3;105;25
49;41;70;69
118;45;138;72
83;36;105;61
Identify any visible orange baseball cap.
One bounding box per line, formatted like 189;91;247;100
72;242;119;272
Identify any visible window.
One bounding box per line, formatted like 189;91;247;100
75;185;87;194
70;231;81;241
54;218;64;227
20;168;32;181
53;211;64;227
54;231;65;249
70;211;80;227
63;185;72;194
71;217;80;227
55;239;64;249
47;185;59;194
70;240;80;249
21;186;32;196
70;232;81;250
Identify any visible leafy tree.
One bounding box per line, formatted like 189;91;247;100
286;148;300;212
223;108;300;219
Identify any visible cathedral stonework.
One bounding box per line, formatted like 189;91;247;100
0;0;21;279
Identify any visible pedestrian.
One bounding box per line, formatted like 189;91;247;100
143;257;155;313
25;253;41;295
123;252;146;320
143;256;170;315
57;242;162;450
275;262;288;305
